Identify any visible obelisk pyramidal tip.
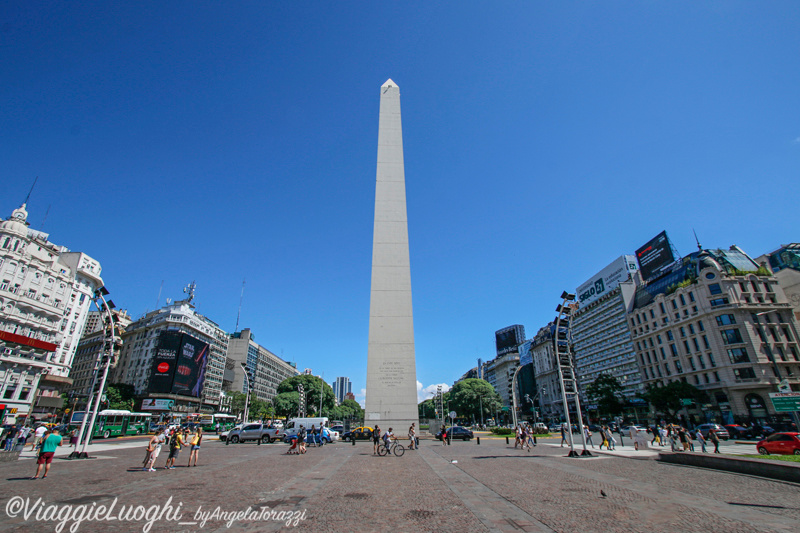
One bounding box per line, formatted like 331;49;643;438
365;79;419;433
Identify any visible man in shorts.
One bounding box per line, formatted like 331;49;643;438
31;429;61;479
165;429;184;469
30;425;47;451
372;425;381;455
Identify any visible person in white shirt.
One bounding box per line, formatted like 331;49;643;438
30;425;47;451
408;423;416;450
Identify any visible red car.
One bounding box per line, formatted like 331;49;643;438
756;432;800;455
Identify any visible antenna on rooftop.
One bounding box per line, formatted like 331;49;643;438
156;280;164;309
24;177;38;205
234;278;246;333
40;204;51;228
693;229;702;251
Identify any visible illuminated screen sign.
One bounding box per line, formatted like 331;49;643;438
635;231;675;281
148;332;210;397
495;325;524;356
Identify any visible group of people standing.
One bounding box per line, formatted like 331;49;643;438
513;424;537;451
143;426;202;471
649;424;720;453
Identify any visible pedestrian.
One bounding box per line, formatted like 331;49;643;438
526;424;536;448
2;427;13;451
16;426;30;448
598;426;608;450
309;425;317;448
514;425;522;449
382;427;394;454
583;425;595;448
708;428;721;454
215;422;220;434
560;424;568;447
372;425;381;454
69;429;78;447
660;426;668;447
297;425;307;454
440;425;448;446
188;428;202;467
31;429;61;479
695;429;707;453
408;423;416;450
164;428;184;469
650;425;659;446
29;424;47;451
144;429;165;471
606;426;617;450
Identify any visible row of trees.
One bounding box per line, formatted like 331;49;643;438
418;378;503;423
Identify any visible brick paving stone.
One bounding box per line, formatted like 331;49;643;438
0;436;797;533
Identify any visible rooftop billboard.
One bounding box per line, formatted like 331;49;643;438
495;325;525;357
635;231;675;282
576;255;639;307
148;332;210;398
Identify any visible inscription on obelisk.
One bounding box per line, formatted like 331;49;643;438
364;79;419;431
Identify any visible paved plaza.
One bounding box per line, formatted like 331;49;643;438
1;435;799;533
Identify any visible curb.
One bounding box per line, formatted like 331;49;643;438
657;452;800;483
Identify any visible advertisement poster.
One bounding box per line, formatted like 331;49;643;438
148;332;182;394
635;231;675;281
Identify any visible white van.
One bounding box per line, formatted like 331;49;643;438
284;417;329;433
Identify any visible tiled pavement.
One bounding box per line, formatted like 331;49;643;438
1;436;798;532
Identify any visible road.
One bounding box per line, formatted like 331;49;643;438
1;434;798;532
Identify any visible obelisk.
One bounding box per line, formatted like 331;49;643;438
364;79;419;432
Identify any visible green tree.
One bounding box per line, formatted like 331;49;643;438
641;381;708;420
272;391;300;419
106;383;136;410
229;392;247;418
276;375;335;416
449;379;501;424
418;398;436;418
584;374;624;419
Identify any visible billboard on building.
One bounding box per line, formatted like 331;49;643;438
576;255;639;307
495;325;525;357
148;332;210;397
635;231;675;282
519;340;533;366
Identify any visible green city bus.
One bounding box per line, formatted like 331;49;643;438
69;410;151;438
198;413;237;432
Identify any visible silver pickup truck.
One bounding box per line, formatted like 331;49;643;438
225;423;284;444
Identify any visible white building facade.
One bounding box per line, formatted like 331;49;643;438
225;328;298;403
0;203;102;423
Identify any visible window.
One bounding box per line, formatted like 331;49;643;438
650;309;655;319
764;282;772;292
636;314;641;325
680;327;686;337
708;353;716;367
675;360;683;373
657;335;662;344
717;315;736;328
656;366;662;377
660;347;666;360
698;320;705;332
688;324;695;335
688;357;696;371
709;283;722;295
3;383;18;399
664;363;671;376
648;338;654;348
713;371;720;382
791;347;800;362
751;280;759;292
734;368;756;380
667;331;674;341
710;297;729;307
689;291;695;302
694;375;700;384
670;344;679;356
777;346;787;362
672;300;678;310
659;302;666;314
680;294;686;306
683;340;691;354
693;338;700;352
643;368;649;379
721;329;743;344
704;373;710;383
727;348;750;364
698;355;706;369
675;313;680;320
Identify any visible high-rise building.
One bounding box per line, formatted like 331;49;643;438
364;79;419;430
626;245;800;425
572;256;645;418
332;376;352;405
225;328;298;403
111;293;228;413
1;203;102;423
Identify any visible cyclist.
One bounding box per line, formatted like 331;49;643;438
382;427;394;455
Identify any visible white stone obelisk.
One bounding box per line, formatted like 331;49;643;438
364;79;419;432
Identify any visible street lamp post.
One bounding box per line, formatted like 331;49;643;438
511;359;522;428
554;291;591;457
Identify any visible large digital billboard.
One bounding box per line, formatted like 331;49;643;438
635;231;675;282
576;255;639;307
495;325;525;357
148;332;210;397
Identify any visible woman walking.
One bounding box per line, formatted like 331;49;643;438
188;428;202;467
709;428;721;454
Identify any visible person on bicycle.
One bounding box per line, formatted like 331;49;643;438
382;427;394;454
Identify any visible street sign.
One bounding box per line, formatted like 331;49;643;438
449;411;456;419
769;392;800;413
778;380;792;394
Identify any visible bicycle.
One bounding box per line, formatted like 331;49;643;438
378;439;405;457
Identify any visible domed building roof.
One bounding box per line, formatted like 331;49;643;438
696;249;721;274
0;204;30;238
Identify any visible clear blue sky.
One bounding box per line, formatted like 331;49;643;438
2;2;799;405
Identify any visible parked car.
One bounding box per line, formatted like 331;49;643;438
694;424;729;440
756;432;800;455
435;426;474;441
724;424;752;439
619;426;647;438
342;427;372;441
329;425;345;434
226;423;284;444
